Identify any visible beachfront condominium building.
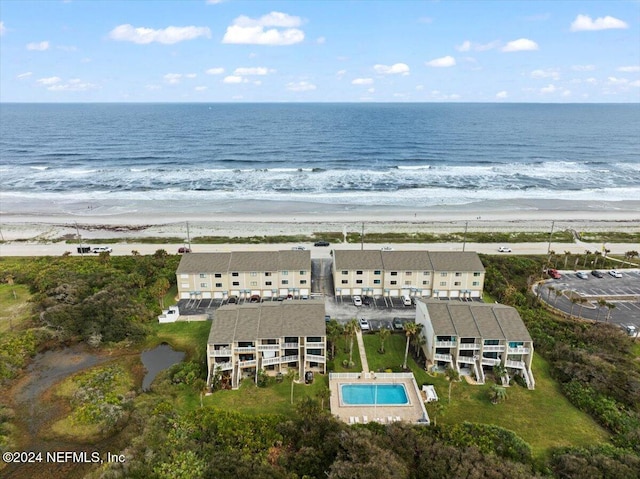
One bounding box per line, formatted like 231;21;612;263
206;300;326;389
331;250;485;299
415;299;535;389
176;250;311;300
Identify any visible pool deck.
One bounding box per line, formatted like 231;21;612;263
329;372;430;425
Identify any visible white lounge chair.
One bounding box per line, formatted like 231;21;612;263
362;416;368;424
349;416;355;424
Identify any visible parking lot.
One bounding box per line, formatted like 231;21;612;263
539;268;640;334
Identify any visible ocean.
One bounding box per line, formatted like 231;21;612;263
1;103;639;217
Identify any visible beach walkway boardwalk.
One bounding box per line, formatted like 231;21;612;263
355;330;370;373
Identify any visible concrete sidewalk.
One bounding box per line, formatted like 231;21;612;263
355;329;370;372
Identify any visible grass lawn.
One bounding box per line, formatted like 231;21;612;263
330;335;362;372
363;333;608;459
0;284;33;334
147;320;212;362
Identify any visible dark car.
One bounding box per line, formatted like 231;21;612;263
591;270;604;278
362;295;372;306
178;247;191;253
249;295;261;303
314;241;330;247
227;295;238;304
393;318;404;330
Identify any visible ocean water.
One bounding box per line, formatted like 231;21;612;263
1;103;639;214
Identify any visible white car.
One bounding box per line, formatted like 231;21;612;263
381;246;393;251
359;318;370;331
291;246;306;251
609;270;622;278
353;295;363;306
498;246;512;252
402;295;412;306
92;246;112;253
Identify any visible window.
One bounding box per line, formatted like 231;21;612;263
215;283;222;288
454;281;461;286
422;280;429;286
374;270;381;275
250;281;257;287
265;272;272;277
390;280;397;285
356;280;363;284
473;281;479;286
423;271;430;276
404;281;412;286
250;272;257;277
342;270;348;275
300;280;307;285
440;281;447;286
374;279;381;284
215;273;222;278
391;271;398;276
232;272;239;277
282;271;289;275
341;280;348;284
180;274;188;279
455;272;462;277
405;271;412;276
356;270;363;275
440;272;448;277
200;273;206;278
300;270;306;275
266;281;272;286
282;280;289;285
181;283;189;288
200;283;207;288
474;272;481;277
232;281;239;286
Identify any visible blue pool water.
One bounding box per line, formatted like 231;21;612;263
340;384;409;406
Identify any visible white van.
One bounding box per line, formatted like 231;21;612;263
402;295;412;306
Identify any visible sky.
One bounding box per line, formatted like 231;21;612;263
0;0;639;103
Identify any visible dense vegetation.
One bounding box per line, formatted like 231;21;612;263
1;252;639;478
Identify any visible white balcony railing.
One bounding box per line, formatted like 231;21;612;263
237;359;256;368
434;353;452;362
235;346;256;353
435;341;456;348
457;356;477;365
459;343;480;350
507;347;531;355
481;357;501;366
211;349;232;357
261;356;282;366
214;361;233;371
282;343;299;349
306;354;326;363
280;355;299;363
483;345;505;352
506;359;525;369
257;344;280;351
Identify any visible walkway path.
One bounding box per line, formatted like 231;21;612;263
355;329;370;372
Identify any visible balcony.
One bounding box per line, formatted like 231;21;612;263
282;342;299;349
257;344;280;351
305;343;325;350
435;341;456;348
483;345;505;352
507;347;531;355
434;353;452;362
262;356;282;366
214;361;232;371
481;357;501;366
280;355;299;363
457;356;477;365
235;346;256;353
506;359;525;369
459;343;480;350
306;354;326;363
211;348;232;357
237;359;257;368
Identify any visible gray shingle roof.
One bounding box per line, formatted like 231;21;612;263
428;252;485;272
333;250;483;273
381;251;433;271
209;300;326;345
333;250;383;270
177;250;310;274
419;299;531;341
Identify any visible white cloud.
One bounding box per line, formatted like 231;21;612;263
223;75;245;84
233;67;273;75
206;0;225;3
109;24;211;44
540;84;557;94
48;79;97;92
572;64;596;71
449;94;461;100
0;21;7;36
17;72;33;79
570;14;628;32
502;38;538;52
617;66;640;73
286;81;316;92
367;87;375;94
164;73;183;84
416;85;424;91
185;73;197;79
456;40;471;52
253;80;262;86
145;84;161;91
426;56;456;67
607;76;628;85
336;69;347;78
456;40;499;52
195;86;207;91
496;91;508;99
36;76;62;85
352;78;373;85
27;41;50;51
206;67;225;75
585;77;597;85
373;63;410;75
531;69;559;80
222;12;304;45
562;90;572;97
316;36;326;44
630;80;640;87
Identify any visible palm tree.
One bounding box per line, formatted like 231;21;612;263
445;366;460;404
554;288;563;305
287;369;299;405
378;328;390;354
569;297;579;317
546;285;555;302
402;322;418;369
605;302;616;322
596;299;607;321
564;251;571;269
493;364;507;385
577;298;588;319
489;384;508;404
583;250;591;268
316;385;331;410
345;319;359;367
432;402;444;427
326;320;344;359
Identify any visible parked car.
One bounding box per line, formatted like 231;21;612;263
325;315;331;323
609;270;622;278
393;318;404;330
402;295;412;306
359;318;370;331
625;325;637;337
76;246;91;254
591;270;604;278
314;241;330;247
249;295;261;303
178;247;191;253
291;246;306;251
548;269;561;279
381;246;393;251
362;295;372;306
353;295;363;306
227;295;238;304
91;246;112;253
498;246;512;252
576;271;588;280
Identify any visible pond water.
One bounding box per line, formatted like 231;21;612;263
140;343;185;391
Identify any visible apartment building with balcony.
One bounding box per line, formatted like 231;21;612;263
206;300;326;389
176;250;311;300
415;299;535;389
332;250;485;299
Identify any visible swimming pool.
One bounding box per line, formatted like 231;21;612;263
340;383;409;406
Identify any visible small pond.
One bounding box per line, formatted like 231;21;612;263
140;343;185;391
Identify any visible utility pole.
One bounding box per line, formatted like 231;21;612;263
361;222;364;251
186;221;192;250
462;221;468;252
75;222;84;257
547;220;555;255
